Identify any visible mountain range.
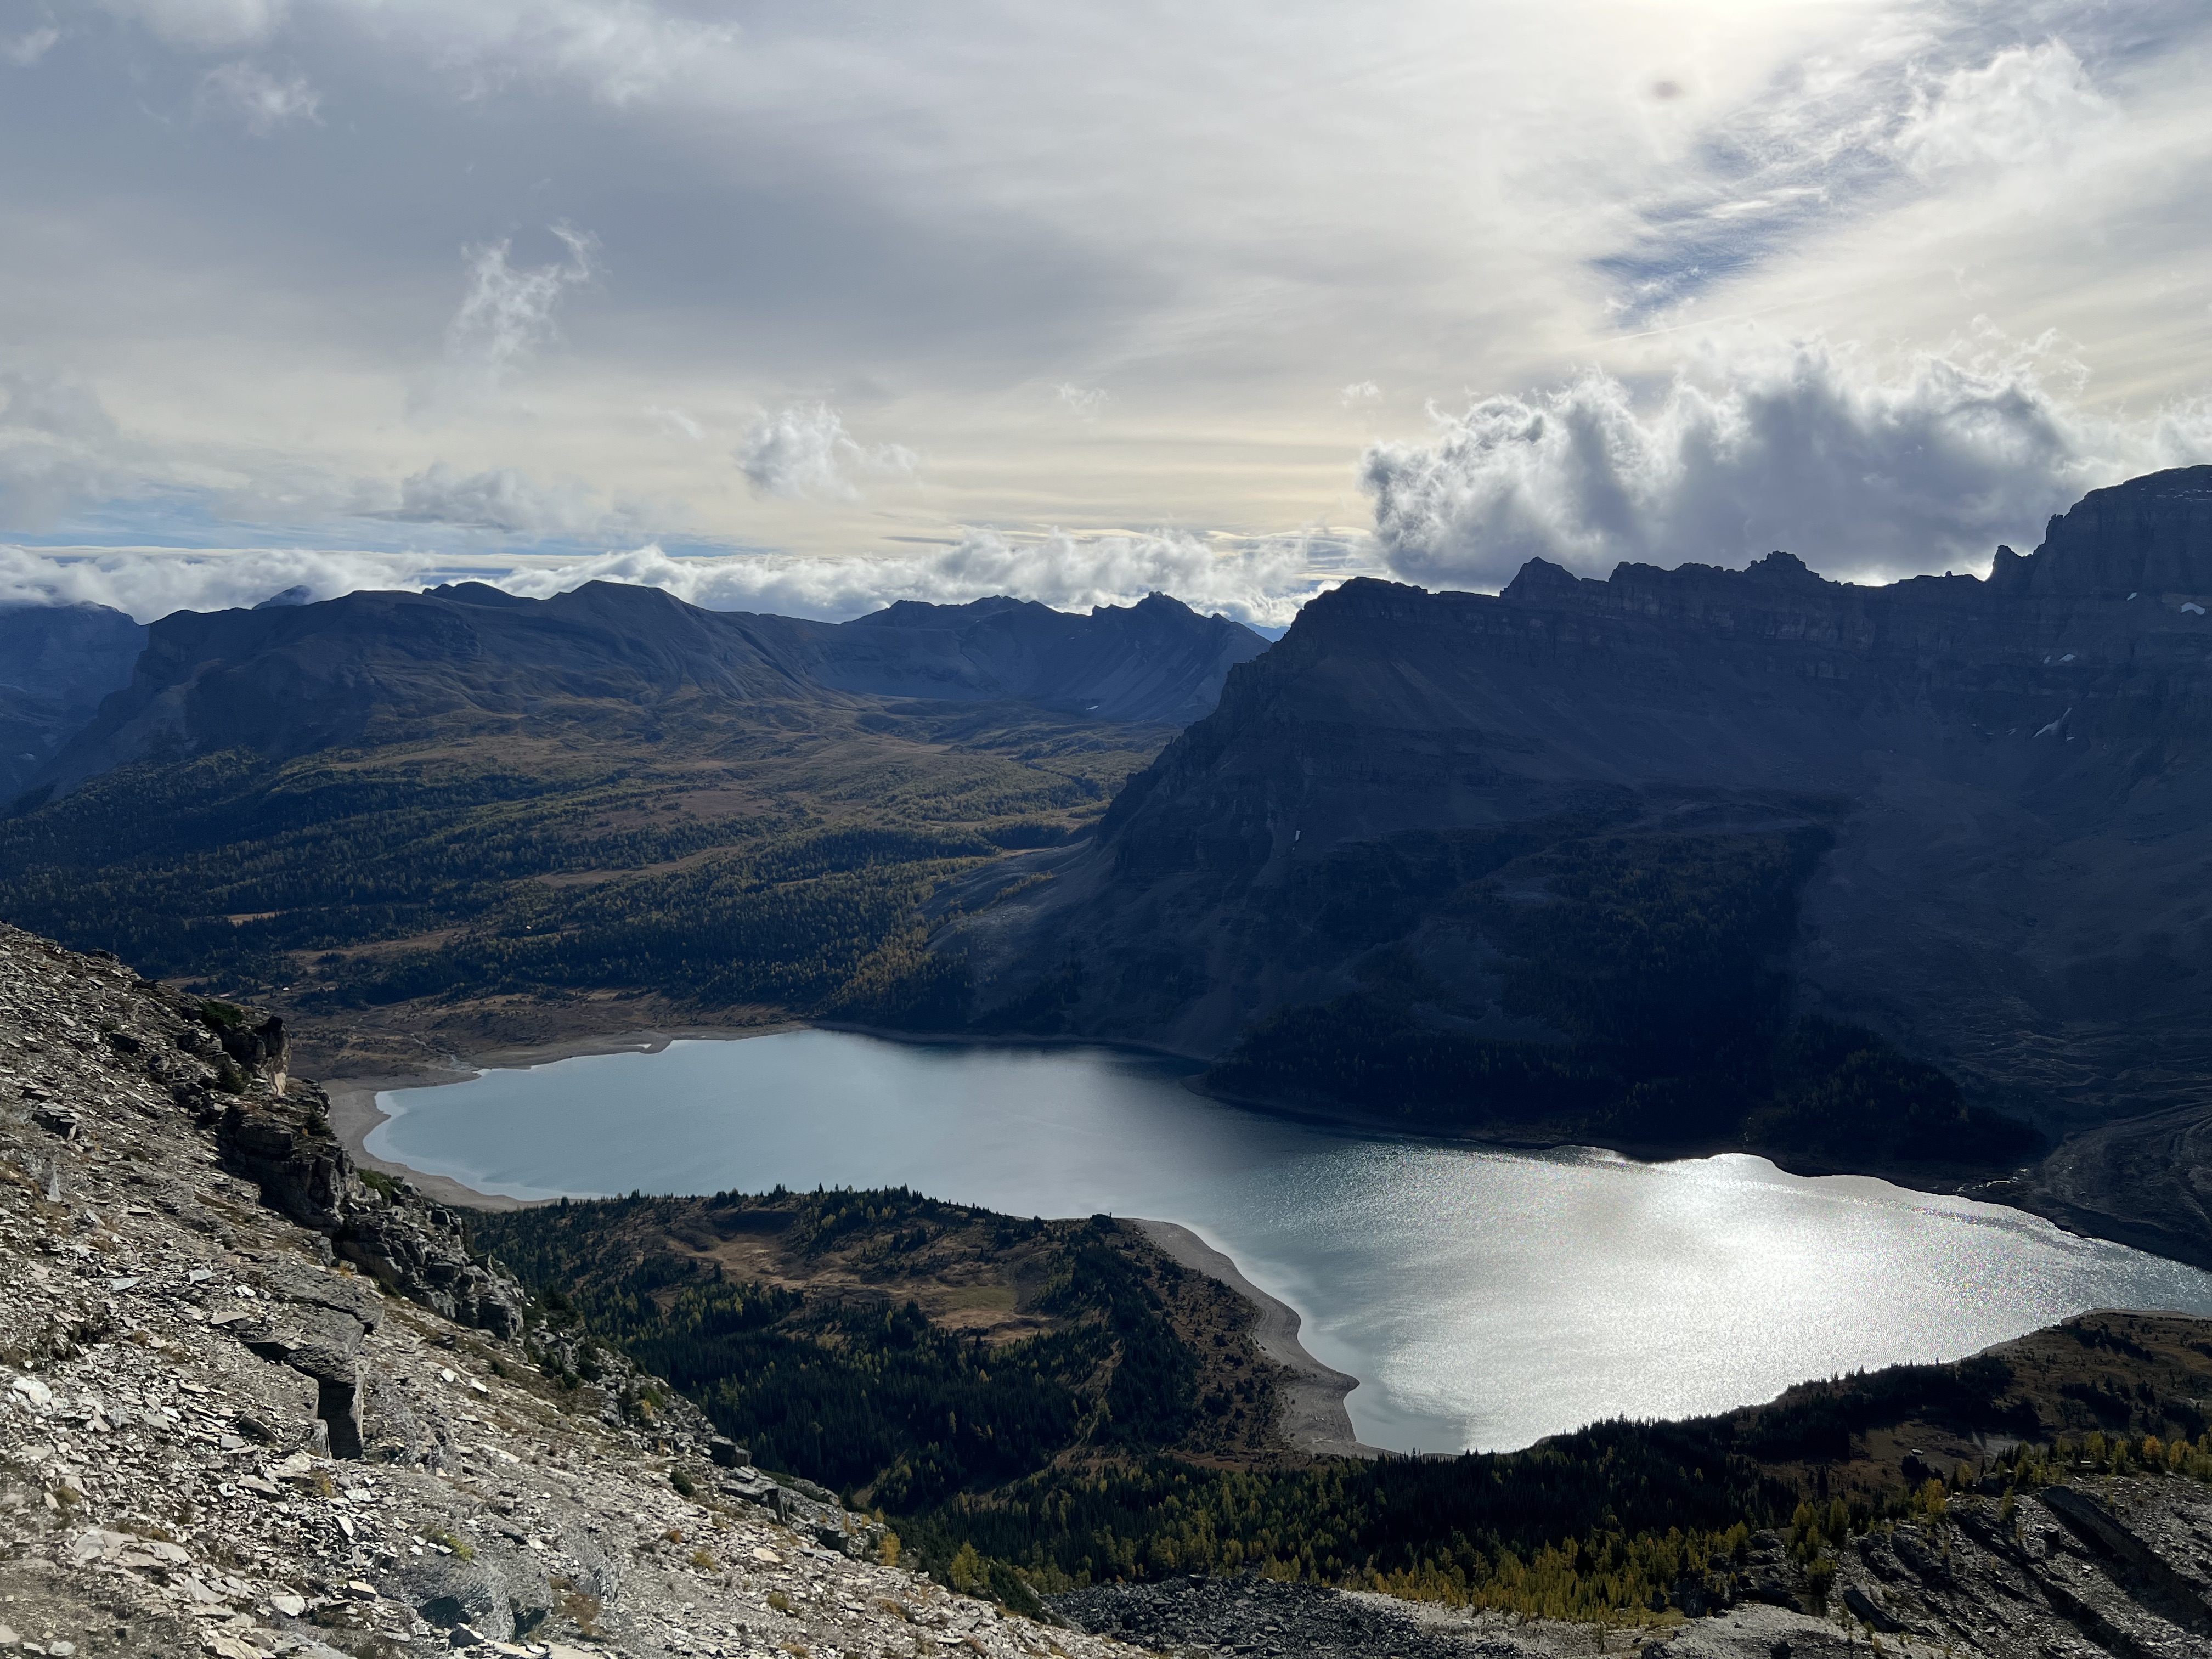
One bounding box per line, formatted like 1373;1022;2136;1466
0;599;147;797
25;580;1268;799
4;469;2211;1263
936;466;2212;1261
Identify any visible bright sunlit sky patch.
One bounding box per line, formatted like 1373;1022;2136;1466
3;0;2210;624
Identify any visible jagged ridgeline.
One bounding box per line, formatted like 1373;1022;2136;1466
0;583;1265;1058
463;1187;2212;1625
935;468;2212;1201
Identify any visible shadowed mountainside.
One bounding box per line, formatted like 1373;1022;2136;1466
0;584;1265;1069
0;599;145;797
26;582;1267;797
934;467;2212;1255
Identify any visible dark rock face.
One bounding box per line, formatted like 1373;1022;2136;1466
828;591;1269;724
1995;464;2212;599
0;601;145;799
217;1092;527;1342
944;469;2212;1257
29;581;1268;792
233;1262;385;1457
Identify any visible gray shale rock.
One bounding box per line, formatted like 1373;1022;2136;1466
0;918;1145;1659
218;1087;527;1339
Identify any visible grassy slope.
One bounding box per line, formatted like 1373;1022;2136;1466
0;692;1169;1071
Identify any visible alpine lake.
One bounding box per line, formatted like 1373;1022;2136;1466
367;1030;2212;1454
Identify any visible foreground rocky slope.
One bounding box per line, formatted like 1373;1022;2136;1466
0;922;1145;1659
940;466;2212;1256
15;917;2212;1658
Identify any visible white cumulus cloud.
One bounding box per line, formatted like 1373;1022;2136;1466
735;404;916;502
1362;334;2212;590
0;544;435;620
1892;40;2115;177
0;526;1345;630
488;527;1338;628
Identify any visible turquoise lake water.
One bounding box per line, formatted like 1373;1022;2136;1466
369;1029;2212;1453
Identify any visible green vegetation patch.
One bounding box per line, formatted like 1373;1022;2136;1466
0;696;1164;1018
471;1191;1233;1511
469;1194;2212;1624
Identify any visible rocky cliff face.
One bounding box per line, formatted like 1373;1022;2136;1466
1996;463;2212;597
939;469;2212;1254
0;922;1146;1659
27;583;1268;796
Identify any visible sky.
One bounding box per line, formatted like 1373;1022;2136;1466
2;0;2210;625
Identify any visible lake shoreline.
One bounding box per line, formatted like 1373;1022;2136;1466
323;1020;808;1212
1130;1218;1388;1462
316;1019;2212;1455
322;1030;1400;1462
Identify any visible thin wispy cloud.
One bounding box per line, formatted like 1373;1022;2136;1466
442;225;597;388
375;462;620;537
1055;383;1110;418
98;0;290;51
195;59;320;135
2;27;59;66
645;405;705;441
0;370;138;532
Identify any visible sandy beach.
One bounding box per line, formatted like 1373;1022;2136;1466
1131;1218;1386;1460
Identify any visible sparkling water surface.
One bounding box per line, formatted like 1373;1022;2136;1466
370;1030;2212;1453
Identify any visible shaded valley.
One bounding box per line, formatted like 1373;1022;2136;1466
0;583;1263;1073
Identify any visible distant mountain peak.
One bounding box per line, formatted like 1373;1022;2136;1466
27;583;1273;794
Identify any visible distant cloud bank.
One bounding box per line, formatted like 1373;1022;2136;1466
0;527;1346;629
1363;336;2212;589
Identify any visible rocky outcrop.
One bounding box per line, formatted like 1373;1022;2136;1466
217;1091;527;1340
1995;463;2212;598
0;919;1148;1659
231;1261;385;1458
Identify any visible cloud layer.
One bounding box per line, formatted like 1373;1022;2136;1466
0;528;1342;629
3;1;2209;591
1363;336;2212;589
